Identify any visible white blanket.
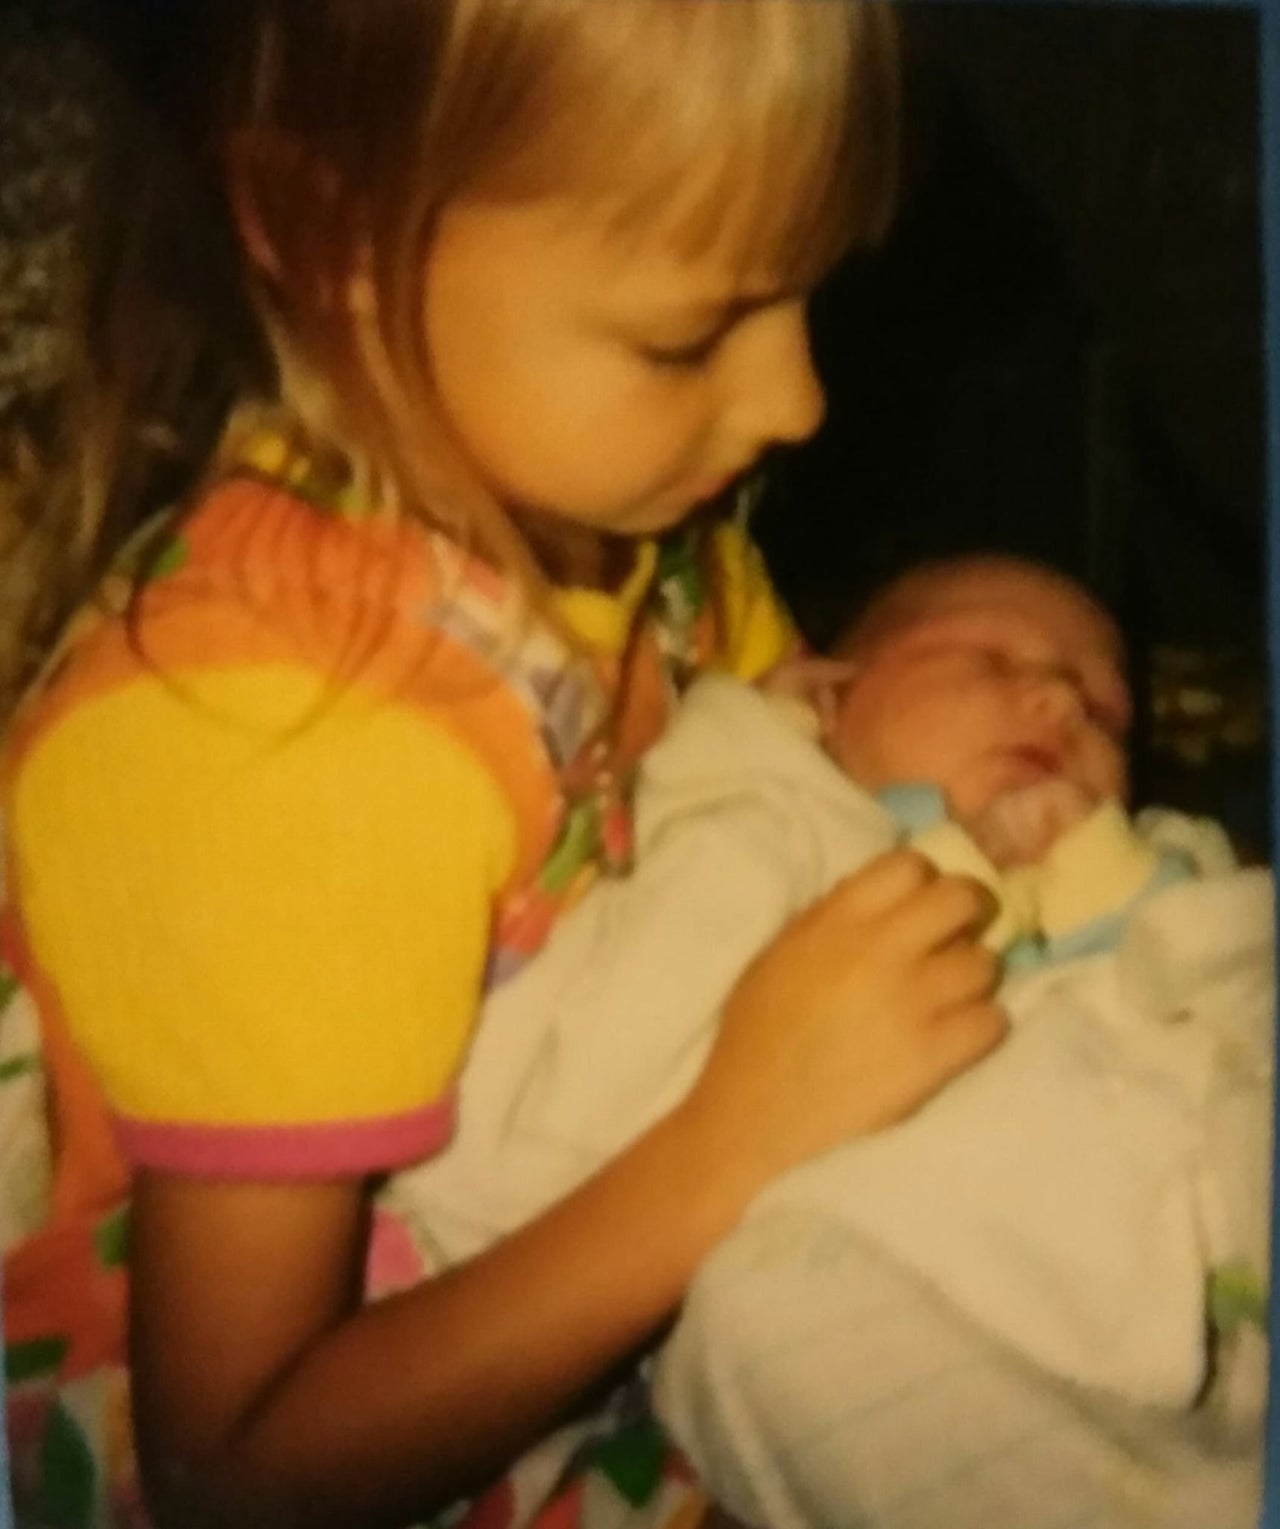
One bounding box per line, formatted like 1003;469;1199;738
383;674;902;1270
382;674;1271;1527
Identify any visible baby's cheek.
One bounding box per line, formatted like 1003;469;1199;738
1086;737;1129;802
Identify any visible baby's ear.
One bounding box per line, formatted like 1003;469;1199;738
759;655;858;740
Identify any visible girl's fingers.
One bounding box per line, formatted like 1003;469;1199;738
875;872;996;958
913;939;1002;1012
927;998;1009;1075
820;848;938;924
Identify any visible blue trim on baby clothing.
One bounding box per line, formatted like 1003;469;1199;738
876;783;948;834
1003;934;1050;974
875;784;1199;971
1038;849;1198;966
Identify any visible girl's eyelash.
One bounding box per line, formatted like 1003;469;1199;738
639;333;723;369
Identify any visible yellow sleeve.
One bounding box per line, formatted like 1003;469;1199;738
707;521;800;681
9;664;516;1178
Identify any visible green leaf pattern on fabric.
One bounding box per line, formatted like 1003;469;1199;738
0;1052;38;1083
585;1416;668;1509
7;1336;67;1386
93;1206;130;1270
39;1400;97;1529
1209;1260;1269;1334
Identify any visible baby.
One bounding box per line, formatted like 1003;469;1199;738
770;553;1171;964
387;555;1271;1528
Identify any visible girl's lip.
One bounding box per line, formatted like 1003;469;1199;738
684;468;744;504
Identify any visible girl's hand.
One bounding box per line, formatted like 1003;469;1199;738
681;848;1006;1189
127;852;1001;1528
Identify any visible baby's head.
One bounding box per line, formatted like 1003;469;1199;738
825;556;1131;867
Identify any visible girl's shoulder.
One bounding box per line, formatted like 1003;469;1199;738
122;471;514;676
6;474;588;887
14;471;548;736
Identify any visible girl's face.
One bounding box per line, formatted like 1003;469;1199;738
419;199;827;537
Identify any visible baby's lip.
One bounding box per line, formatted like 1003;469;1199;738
1006;744;1063;778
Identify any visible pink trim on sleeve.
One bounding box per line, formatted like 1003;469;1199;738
114;1095;456;1179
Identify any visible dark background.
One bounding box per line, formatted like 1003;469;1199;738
758;5;1262;647
751;4;1266;844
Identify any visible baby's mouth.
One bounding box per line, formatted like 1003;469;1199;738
1007;744;1062;779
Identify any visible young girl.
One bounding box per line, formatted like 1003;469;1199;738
0;3;1006;1526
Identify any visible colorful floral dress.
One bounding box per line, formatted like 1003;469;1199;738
0;455;794;1529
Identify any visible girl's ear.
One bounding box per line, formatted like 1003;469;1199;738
223;131;290;282
222;130;350;296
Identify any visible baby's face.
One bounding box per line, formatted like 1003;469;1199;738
827;564;1131;866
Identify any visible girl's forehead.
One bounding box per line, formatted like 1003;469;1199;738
437;195;794;314
477;161;847;301
446;0;892;291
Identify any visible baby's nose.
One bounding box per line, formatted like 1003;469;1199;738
1022;663;1084;723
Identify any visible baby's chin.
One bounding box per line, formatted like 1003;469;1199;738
961;777;1098;869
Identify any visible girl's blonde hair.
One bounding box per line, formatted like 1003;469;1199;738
224;0;898;567
7;0;900;708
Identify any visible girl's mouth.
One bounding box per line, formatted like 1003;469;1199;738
683;473;737;505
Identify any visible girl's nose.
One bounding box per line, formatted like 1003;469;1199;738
720;301;827;449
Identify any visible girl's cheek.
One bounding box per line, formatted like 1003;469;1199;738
635;388;719;467
586;357;704;439
634;365;715;424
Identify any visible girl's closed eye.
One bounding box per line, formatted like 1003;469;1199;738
637;330;726;370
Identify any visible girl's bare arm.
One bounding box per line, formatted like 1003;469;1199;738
131;851;1004;1529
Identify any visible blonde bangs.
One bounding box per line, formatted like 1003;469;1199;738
457;0;901;287
211;0;901;613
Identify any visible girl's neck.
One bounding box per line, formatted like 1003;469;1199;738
517;508;641;593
